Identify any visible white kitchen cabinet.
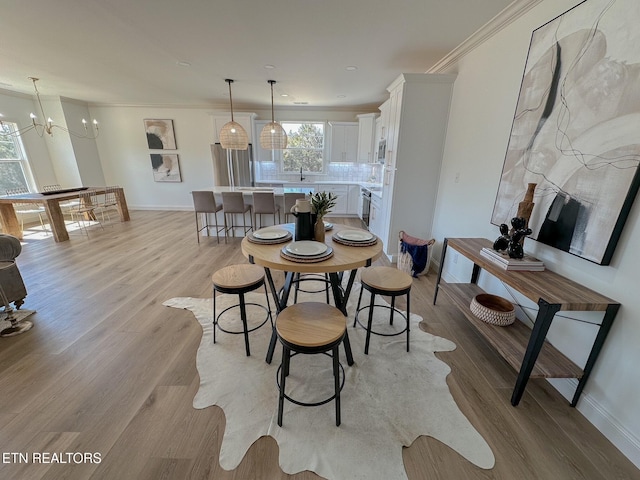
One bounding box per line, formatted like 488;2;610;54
329;122;358;163
356;113;378;163
378;99;390;143
347;184;360;214
377;73;456;261
212;112;257;144
369;193;383;239
315;184;348;214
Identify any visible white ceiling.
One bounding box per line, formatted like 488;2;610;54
1;0;514;111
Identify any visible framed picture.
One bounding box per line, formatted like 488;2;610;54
144;119;177;149
151;154;182;182
491;0;640;265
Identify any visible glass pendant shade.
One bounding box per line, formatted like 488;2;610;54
220;79;249;150
260;121;287;149
259;80;287;150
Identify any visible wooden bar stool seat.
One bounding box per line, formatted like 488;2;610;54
354;266;412;354
276;302;346;427
212;264;273;356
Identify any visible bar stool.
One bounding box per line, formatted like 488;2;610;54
212;264;273;356
221;191;253;242
283;192;306;223
192;191;224;243
293;272;331;304
354;266;412;354
252;191;280;229
276;302;346;427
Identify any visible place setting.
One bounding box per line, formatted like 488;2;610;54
331;228;377;247
247;227;292;245
280;240;334;263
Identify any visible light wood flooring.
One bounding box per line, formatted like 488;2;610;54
0;211;638;479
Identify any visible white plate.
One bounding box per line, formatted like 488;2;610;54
253;228;289;240
336;229;374;242
285;241;328;256
324;222;333;230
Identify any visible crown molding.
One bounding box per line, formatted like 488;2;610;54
427;0;544;73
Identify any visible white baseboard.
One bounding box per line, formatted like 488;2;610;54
433;258;640;468
549;378;640;469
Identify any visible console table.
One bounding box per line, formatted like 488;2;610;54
433;237;619;407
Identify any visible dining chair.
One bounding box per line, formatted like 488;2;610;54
4;187;50;235
354;266;412;354
212;264;273;356
69;191;103;236
252;192;280;229
221;192;253;242
42;184;79;217
276;302;346;427
192;191;224;244
95;185;119;224
283;192;306;223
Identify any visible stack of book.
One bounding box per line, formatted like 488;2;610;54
480;247;545;271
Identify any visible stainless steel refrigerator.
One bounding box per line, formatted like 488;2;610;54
211;143;255;187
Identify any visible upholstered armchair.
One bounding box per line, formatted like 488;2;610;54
0;234;27;309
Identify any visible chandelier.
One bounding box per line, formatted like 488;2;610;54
0;77;99;139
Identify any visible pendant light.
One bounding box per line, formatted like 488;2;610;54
219;79;249;150
259;80;287;150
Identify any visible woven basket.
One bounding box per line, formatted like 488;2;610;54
397;232;435;277
470;294;515;326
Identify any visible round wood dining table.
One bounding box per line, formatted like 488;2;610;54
241;223;383;364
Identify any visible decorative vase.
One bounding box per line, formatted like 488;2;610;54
314;216;325;243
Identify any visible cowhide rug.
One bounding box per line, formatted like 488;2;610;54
164;282;494;479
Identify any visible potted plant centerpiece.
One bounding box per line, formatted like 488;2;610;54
310;191;337;242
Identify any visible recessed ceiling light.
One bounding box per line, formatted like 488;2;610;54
345;66;358;71
264;64;275;69
293;101;308;105
280;93;288;97
176;61;191;67
337;94;346;98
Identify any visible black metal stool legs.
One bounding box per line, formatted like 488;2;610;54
354;281;412;354
364;290;376;355
213;290;217;344
406;291;411;352
333;345;341;426
277;345;291;427
239;292;251;356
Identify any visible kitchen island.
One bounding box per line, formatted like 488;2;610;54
211;186;315;196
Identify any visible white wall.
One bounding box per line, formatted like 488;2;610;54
432;0;640;466
40;97;82;187
90;105;365;210
62;99;106;187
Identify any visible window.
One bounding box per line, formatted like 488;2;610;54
0;122;32;194
281;122;325;173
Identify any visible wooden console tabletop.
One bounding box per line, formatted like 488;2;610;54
433;237;619;407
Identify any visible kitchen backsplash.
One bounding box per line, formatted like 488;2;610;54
257;162;383;183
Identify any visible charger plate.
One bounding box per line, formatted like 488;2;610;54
332;233;378;247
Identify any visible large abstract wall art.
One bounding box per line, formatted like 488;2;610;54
491;0;640;265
